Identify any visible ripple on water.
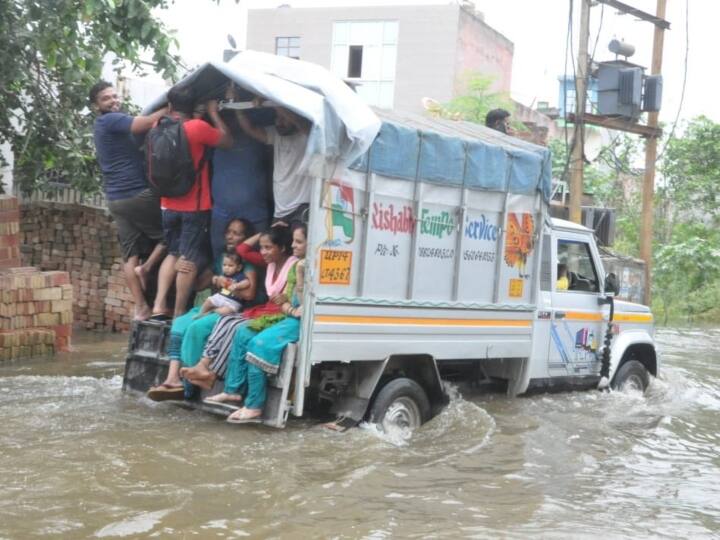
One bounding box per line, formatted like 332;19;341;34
1;328;720;538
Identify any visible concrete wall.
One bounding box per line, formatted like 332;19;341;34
454;6;514;96
247;5;464;112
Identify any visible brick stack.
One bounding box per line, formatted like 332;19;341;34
0;268;73;359
0;195;21;269
19;201;133;332
0;196;74;361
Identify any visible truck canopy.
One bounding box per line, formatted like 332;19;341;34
352;108;553;203
143;50;381;168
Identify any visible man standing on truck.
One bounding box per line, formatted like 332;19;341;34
151;87;233;319
207;86;273;258
90;81;168;321
234;103;312;224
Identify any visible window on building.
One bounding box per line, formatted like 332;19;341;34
348;45;363;78
276;37;300;59
331;21;398;109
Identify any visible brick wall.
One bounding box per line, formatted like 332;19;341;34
19;201;134;332
0;195;21;268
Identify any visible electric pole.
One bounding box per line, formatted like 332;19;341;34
639;0;667;306
568;0;592;224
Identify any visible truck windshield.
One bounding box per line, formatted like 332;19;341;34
557;240;599;293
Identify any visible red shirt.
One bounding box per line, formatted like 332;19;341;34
161;118;221;212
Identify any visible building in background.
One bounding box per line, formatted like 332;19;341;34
246;3;513;113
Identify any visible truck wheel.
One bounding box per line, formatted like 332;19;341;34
611;359;650;392
369;378;431;433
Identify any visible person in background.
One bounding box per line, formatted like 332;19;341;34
89;80;167;321
557;263;569;291
485;108;512;135
151;87;232;319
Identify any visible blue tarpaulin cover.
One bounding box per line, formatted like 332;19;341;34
145;51;551;201
351;109;553;202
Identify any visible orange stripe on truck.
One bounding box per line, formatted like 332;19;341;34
562;311;653;323
314;315;532;327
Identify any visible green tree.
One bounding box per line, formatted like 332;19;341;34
442;72;514;124
0;0;182;195
653;116;720;322
661;116;720;227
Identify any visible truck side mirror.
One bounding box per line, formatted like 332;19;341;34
604;272;620;296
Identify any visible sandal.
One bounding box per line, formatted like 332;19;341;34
147;383;184;402
226;409;262;424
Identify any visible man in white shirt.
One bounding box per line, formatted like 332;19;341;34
234;105;311;224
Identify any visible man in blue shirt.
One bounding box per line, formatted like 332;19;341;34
209;116;272;259
90;80;167;321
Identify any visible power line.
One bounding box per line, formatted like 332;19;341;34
655;0;689;165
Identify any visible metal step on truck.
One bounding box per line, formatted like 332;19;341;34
123;52;659;433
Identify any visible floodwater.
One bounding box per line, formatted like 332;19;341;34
0;329;719;539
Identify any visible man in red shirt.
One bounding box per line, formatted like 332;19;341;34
152;87;232;318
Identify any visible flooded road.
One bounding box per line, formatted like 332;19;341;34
1;328;719;539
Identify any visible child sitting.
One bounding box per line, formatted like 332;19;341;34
194;251;250;318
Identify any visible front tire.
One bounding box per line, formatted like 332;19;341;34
369;378;431;434
611;359;650;392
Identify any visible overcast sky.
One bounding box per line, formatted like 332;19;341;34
158;0;715;127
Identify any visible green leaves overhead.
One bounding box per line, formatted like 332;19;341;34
0;0;181;194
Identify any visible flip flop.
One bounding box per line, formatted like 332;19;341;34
226;411;262;424
203;398;241;412
149;313;172;322
147;384;184;402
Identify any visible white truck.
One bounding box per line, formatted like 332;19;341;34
123;55;658;432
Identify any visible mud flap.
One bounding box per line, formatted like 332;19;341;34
261;343;297;428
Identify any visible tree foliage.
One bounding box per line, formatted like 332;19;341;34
0;0;181;194
442;72;514;124
653;116;720;323
425;72;520;129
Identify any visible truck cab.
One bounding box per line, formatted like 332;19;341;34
523;218;657;394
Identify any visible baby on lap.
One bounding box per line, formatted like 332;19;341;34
194;251;250;318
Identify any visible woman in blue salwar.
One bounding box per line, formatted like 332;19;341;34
225;223;307;423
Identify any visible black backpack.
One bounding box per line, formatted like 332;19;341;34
146;116;206;198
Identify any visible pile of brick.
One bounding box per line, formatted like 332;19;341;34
0;195;73;360
20;201;133;332
0;267;73;360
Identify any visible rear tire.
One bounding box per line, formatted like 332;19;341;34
611;359;650;392
369;378;431;434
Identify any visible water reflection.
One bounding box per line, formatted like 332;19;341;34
0;329;719;538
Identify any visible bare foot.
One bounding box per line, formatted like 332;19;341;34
134;265;149;291
133;305;152;321
182;367;217;390
180;365;208;379
205;392;243;404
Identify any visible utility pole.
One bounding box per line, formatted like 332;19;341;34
568;0;592;224
639;0;667;306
